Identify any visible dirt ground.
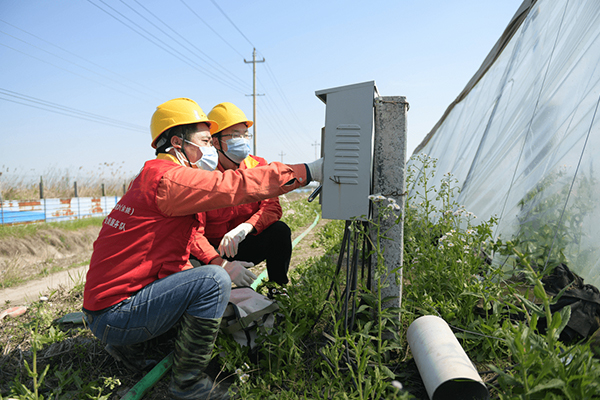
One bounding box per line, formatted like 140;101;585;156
0;218;328;306
0;192;327;306
0;225;100;305
0;202;333;399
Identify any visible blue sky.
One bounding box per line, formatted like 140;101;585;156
0;0;523;183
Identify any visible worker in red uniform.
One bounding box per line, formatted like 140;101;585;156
189;102;292;294
82;98;323;400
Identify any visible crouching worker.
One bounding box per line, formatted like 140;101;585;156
189;102;292;294
82;98;323;400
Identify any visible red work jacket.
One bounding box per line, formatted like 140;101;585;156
83;154;307;311
190;155;282;264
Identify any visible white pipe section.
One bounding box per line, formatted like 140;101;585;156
406;315;489;400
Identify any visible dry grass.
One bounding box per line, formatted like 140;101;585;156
0;163;136;200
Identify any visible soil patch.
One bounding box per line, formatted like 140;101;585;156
0;225;100;297
0;205;333;399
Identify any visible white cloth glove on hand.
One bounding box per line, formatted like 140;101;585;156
218;222;254;258
306;158;323;183
222;260;256;287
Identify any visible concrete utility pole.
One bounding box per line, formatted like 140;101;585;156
372;96;408;317
278;151;285;162
244;48;265;155
312;140;320;160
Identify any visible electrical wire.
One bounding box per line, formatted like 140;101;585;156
261;57;311;134
0;42;147;101
208;0;255;48
255;96;309;153
0;20;164;101
309;219;373;392
124;0;250;91
177;2;315;159
0;88;146;132
180;0;246;59
87;0;247;94
256;88;315;160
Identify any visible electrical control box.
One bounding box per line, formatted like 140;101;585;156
316;81;379;220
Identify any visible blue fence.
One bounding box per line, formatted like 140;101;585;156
0;196;121;225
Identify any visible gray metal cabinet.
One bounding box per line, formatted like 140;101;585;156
316;81;378;220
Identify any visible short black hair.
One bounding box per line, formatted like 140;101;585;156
155;122;208;155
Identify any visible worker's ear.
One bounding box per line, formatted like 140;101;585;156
171;135;183;149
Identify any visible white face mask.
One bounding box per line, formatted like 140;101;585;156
224;137;252;164
194;145;219;171
184;140;219;171
169;140;219;171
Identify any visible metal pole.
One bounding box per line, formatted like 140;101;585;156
371;96;408;316
244;48;264;155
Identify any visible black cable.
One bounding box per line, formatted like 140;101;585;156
348;227;360;334
308;220;351;334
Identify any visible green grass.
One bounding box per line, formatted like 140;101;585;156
3;176;600;399
0;216;104;239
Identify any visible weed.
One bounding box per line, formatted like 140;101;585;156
2;170;599;399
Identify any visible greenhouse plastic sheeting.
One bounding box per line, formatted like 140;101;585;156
411;0;600;287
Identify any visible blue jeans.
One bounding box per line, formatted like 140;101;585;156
84;265;231;346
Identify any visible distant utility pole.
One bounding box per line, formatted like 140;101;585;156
312;140;320;160
278;151;285;162
244;48;265;155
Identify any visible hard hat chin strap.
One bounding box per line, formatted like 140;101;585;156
217;148;240;166
174;136;194;168
216;139;240;167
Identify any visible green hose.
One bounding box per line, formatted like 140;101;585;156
120;211;321;400
119;353;173;400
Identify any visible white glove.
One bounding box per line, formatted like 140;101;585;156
222;260;256;287
306;158;323;183
218;222;254;258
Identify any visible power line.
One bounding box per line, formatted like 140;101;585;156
87;0;248;94
0;88;147;132
0;19;164;101
209;0;255;48
180;0;246;59
256;96;312;160
178;1;313;157
0;42;146;100
0;28;161;101
124;0;250;91
261;57;311;134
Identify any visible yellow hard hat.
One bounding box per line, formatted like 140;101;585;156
207;102;253;136
150;98;219;148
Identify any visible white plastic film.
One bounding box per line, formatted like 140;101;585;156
411;0;600;287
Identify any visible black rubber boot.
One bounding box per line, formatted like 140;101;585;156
169;313;230;400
